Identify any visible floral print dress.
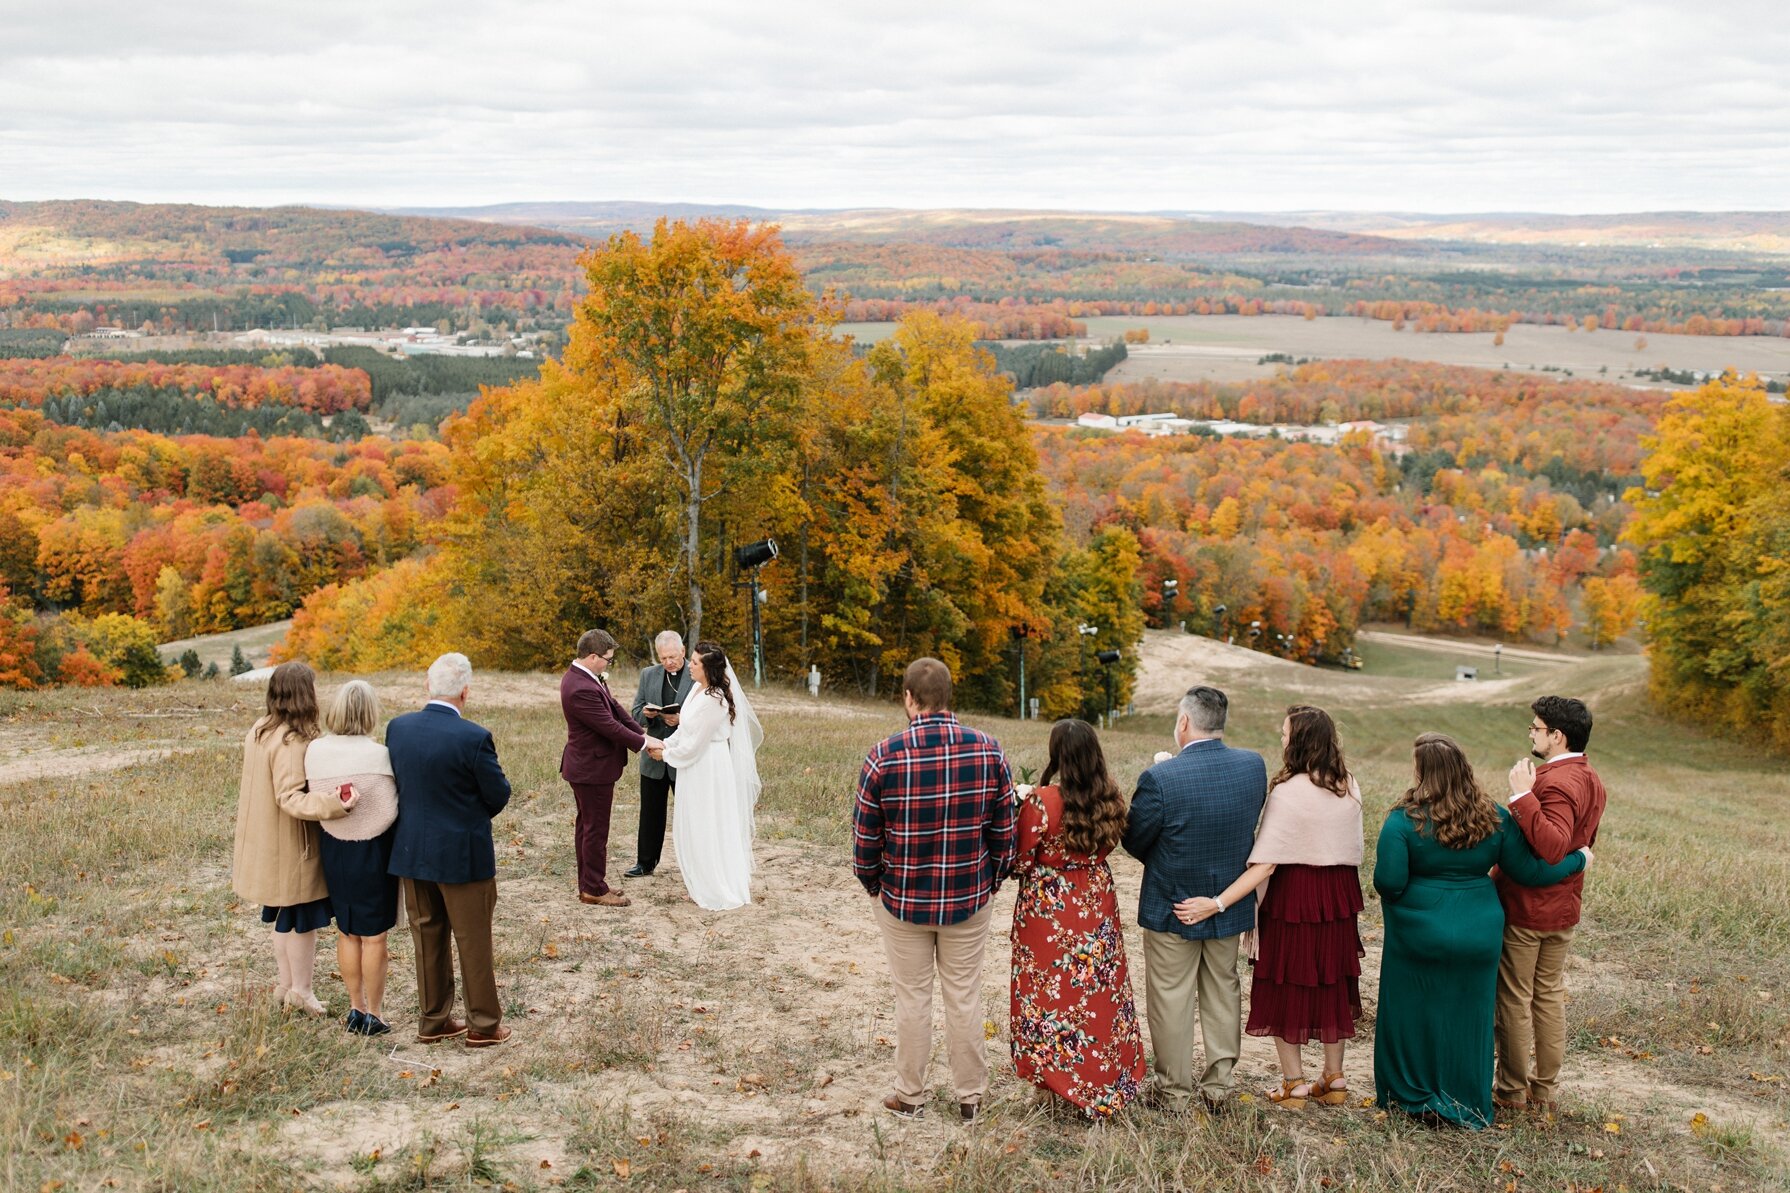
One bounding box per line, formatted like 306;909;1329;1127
1009;785;1147;1117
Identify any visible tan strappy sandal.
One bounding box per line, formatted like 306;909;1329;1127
1267;1077;1317;1109
1314;1071;1349;1106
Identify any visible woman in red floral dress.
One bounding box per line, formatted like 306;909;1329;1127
1009;720;1147;1117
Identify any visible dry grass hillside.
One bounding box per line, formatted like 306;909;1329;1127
1;632;1785;1191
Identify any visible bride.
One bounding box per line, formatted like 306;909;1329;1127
649;640;762;910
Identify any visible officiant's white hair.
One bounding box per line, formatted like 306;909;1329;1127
654;630;684;650
427;652;473;698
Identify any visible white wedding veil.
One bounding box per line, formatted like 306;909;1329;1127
723;661;764;847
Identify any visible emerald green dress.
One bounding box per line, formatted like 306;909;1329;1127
1372;806;1585;1128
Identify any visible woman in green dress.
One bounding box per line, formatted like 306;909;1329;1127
1372;733;1592;1128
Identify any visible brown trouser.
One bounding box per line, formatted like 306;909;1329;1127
404;877;501;1036
1495;924;1575;1105
1143;929;1242;1103
874;899;992;1105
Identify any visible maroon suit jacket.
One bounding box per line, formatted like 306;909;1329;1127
559;664;646;787
1494;754;1607;932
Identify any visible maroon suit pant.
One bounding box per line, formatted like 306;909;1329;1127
571;782;616;897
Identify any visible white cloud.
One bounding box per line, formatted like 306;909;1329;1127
2;0;1786;211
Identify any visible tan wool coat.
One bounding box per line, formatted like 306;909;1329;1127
232;717;351;908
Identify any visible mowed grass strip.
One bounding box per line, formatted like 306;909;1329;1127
0;654;1785;1190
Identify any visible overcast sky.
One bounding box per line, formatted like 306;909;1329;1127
4;0;1786;213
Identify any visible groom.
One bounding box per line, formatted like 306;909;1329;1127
560;628;662;908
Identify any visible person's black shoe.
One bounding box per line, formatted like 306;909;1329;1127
623;865;652;878
346;1009;367;1034
362;1014;392;1037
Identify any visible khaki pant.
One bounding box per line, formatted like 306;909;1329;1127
1143;929;1241;1103
1495;924;1575;1105
404;877;502;1036
874;900;992;1105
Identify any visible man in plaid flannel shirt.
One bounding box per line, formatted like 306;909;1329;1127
853;657;1018;1122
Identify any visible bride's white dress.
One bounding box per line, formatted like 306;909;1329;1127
661;686;758;910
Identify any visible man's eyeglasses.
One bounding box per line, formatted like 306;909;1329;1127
601;652;617;664
1528;721;1549;733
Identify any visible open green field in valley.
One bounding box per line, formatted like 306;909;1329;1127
1;631;1785;1191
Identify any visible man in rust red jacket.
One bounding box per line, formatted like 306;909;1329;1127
1494;695;1607;1113
560;629;661;908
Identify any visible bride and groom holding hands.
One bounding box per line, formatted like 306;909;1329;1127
559;628;763;911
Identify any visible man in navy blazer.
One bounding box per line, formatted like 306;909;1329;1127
1122;685;1268;1108
387;652;513;1047
560;628;662;907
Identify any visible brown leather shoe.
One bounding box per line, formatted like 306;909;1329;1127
417;1019;468;1044
465;1025;512;1048
882;1094;924;1119
578;891;631;907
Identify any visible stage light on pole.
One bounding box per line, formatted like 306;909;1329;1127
734;539;779;569
733;538;778;687
1096;649;1121;723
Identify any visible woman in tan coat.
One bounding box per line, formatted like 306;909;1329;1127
232;661;356;1015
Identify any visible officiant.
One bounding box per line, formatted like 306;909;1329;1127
627;630;695;878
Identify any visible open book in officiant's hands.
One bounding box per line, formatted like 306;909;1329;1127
643;702;682;718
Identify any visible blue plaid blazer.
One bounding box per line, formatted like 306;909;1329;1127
1121;738;1268;940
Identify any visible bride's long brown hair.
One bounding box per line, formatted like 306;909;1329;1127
692;641;736;724
1397;732;1500;849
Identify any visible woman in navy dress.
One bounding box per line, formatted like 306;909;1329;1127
308;680;401;1035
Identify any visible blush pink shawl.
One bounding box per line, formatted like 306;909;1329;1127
1247;772;1364;868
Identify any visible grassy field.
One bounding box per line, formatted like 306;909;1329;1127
839;314;1790;389
0;636;1785;1190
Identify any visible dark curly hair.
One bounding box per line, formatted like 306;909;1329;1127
1271;705;1353;798
692;640;736;723
1039;719;1127;856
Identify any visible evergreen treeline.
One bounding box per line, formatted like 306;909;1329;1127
21;387;371;440
101;347;325;368
982;340;1128;389
0;330;68;359
321;348;541;403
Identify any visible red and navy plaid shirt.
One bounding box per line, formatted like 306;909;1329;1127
853;711;1018;926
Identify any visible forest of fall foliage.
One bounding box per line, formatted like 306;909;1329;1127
1623;374;1790;750
277;221;1143;721
6;200;1790;349
1;206;1785;753
0;410;449;687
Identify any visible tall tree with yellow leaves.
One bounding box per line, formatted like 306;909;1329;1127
1625;374;1790;746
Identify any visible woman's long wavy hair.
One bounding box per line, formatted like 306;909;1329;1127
1271;704;1352;797
256;661;320;745
1039;719;1127;856
692;641;737;724
1398;732;1500;849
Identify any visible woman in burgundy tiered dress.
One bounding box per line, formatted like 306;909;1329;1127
1179;704;1364;1109
1009;720;1147;1118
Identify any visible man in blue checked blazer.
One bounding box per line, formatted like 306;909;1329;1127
1122;685;1267;1108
